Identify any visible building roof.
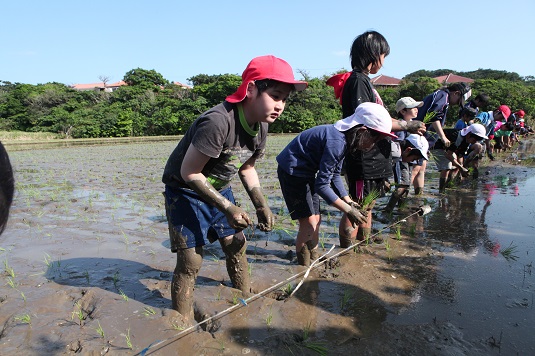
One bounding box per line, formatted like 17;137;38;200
434;73;474;84
70;81;127;90
370;74;401;86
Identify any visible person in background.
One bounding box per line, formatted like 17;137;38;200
462;92;489;116
473;104;511;161
326;31;425;247
383;97;425;214
454;106;478;129
0;142;14;236
162;55;307;322
411;83;472;195
277;103;396;265
433;123;488;193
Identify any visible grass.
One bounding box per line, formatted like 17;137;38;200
0;130;60;141
125;328;133;350
143;306;156;316
265;305;273;327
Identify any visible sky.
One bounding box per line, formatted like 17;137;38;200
2;0;534;86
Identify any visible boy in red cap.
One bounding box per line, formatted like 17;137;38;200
162;55;307;321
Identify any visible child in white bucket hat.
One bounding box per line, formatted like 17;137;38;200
276;102;395;266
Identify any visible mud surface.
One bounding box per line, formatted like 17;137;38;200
2;136;535;355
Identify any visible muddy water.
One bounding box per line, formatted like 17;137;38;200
1;136;534;355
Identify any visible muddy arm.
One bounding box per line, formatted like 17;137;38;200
239;156;274;232
180;144;251;230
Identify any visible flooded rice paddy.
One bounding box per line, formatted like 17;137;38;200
1;135;535;355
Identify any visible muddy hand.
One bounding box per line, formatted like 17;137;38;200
256;207;274;232
347;206;367;226
406;121;426;135
224;205;252;230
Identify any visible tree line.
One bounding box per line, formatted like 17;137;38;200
1;68;533;139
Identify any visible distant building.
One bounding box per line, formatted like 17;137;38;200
434;73;474;85
71;80;191;92
370;74;401;88
70;81;127;92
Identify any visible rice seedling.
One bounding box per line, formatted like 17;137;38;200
395;226;402;240
282;283;293;296
125;328;133;350
113;270;119;289
361;189;380;211
340;289;353;310
409;223;416;237
231;292;240;305
4;259;15;278
500;242;519;262
265;305;273;327
248;260;254;277
6;277;17;289
14;313;32;326
422;111;437;124
83;270;90;284
95;321;105;338
71;302;86;325
143;306;156;316
119;289;129;301
171;322;185;331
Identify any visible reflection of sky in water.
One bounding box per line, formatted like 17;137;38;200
390;174;535;354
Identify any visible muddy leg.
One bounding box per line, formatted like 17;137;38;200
339;213;356;248
172;246;203;322
306;240;319;264
220;233;250;297
439;177;447;194
297;244;311;266
356;227;372;242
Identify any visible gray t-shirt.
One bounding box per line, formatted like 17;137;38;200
162;101;267;190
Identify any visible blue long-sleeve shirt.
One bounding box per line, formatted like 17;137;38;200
276;125;348;205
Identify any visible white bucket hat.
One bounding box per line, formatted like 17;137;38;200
460;123;488;140
334;102;397;138
406;134;429;160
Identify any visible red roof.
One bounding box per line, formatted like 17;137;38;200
434;73;474;84
70;81;127;90
370;74;401;86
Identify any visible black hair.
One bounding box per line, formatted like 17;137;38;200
0;142;14;236
447;82;470;95
344;125;382;155
460;106;477;118
502;122;514;131
254;79;294;95
474;93;490;107
350;31;390;71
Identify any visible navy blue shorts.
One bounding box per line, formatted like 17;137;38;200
277;166;320;220
164;185;237;251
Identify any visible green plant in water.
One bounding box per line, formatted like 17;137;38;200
282;283;293;296
231;292;240;305
143;306;156;316
340;289;352;310
14;313;31;326
409;223;416;237
500;242;519;262
119;289;129;302
125;328;133;350
395;226;402;240
265;306;273;327
4;259;15;278
95;321;105;338
71;302;86;325
113;270;120;289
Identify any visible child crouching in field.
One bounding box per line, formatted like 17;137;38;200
162;55;307;322
276;102;397;266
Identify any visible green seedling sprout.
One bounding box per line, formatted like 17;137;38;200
143;306;156;316
14;314;32;326
95;321;105;339
500;242;519;262
125;328;133;350
265;305;273;327
119;289;129;302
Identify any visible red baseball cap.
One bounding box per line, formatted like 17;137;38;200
226;55;308;103
498;105;511;120
516;110;525;118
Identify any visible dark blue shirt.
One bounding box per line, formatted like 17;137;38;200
415;89;450;148
276;125;348;204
